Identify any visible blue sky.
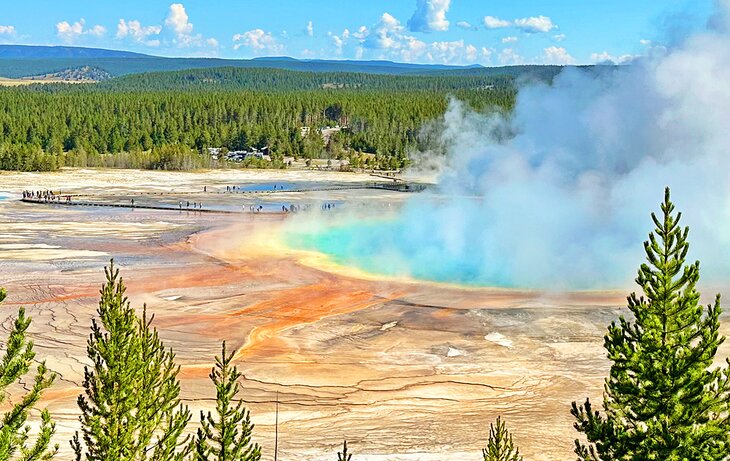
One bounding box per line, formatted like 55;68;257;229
0;0;715;65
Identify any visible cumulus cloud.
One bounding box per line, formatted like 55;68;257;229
483;16;511;29
590;51;636;64
356;12;483;64
499;48;524;65
408;0;451;32
542;46;575;64
329;28;350;55
456;21;473;30
514;15;556;33
306;20;314;37
56;19;106;43
363;13;404;50
0;25;16;36
427;40;477;63
163;3;216;49
502;36;518;43
116;19;162;46
165;3;193;35
233;29;284;54
553;33;566;41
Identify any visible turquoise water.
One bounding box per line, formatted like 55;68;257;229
283;195;637;289
285;207;517;287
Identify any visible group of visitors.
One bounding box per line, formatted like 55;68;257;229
281;204;306;213
225;185;287;193
179;201;204;210
22;190;72;203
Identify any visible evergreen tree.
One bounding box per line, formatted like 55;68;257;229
572;188;730;460
337;440;352;461
71;261;192;461
0;288;58;460
481;417;522;461
192;342;261;461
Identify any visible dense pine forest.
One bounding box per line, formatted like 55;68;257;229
0;67;523;171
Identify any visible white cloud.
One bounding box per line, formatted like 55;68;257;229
0;25;16;36
640;39;652;46
353;13;484;64
499;48;524;65
514;15;556;33
502;36;518;43
233;29;284;55
163;3;217;50
116;19;162;46
353;25;369;40
542;46;575;65
408;0;451;32
306;20;314;37
329;28;350;55
483;16;511;29
553;33;566;41
363;13;404;51
165;3;193;35
590;51;636;64
56;19;106;43
88;25;106;37
428;40;476;63
456;21;473;29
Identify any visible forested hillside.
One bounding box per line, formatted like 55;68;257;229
97;66;517;92
0;66;522;171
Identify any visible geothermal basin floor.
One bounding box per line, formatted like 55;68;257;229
2;169;727;460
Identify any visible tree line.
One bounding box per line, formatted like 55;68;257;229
3;188;727;460
0;67;516;172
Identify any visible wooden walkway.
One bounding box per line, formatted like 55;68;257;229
59;182;425;199
21;198;239;214
20;182;426;214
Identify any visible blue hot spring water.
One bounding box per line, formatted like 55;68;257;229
284;200;517;287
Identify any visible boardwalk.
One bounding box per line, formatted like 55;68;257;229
21;198;239;214
19;181;426;214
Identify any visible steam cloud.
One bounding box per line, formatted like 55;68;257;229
288;1;730;289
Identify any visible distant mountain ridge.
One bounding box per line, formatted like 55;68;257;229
0;44;495;78
0;45;149;59
0;44;588;82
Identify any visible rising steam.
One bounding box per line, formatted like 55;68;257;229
287;1;730;289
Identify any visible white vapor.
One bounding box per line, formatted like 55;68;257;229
290;1;730;290
419;0;730;288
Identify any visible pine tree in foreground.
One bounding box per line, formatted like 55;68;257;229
0;288;58;460
482;417;522;461
71;260;192;461
337;440;352;461
192;342;261;461
572;188;730;460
